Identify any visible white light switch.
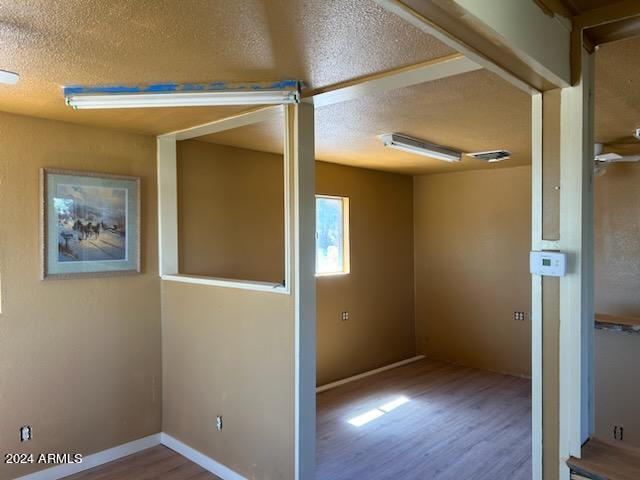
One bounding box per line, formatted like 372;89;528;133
529;251;567;277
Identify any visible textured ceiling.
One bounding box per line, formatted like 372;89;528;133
0;0;453;135
194;34;640;175
595;36;640;154
199;69;532;175
1;0;638;175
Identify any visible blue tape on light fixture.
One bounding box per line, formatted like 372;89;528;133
63;80;301;97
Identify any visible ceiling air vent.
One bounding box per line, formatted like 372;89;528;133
467;150;512;162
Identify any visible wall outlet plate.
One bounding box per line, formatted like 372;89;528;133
19;425;32;442
614;425;624;441
514;311;525;321
341;311;349;321
216;416;223;432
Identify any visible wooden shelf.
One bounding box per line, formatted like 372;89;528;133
568;438;640;480
595;313;640;334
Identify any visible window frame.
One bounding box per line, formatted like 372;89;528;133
314;194;350;277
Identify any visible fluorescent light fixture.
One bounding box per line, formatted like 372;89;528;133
0;70;19;85
64;81;301;109
380;133;461;162
347;396;410;427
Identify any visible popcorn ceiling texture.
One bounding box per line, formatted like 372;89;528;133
0;0;637;175
0;0;452;135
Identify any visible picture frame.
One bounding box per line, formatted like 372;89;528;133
40;168;141;279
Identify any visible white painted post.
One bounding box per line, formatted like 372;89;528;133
157;135;178;276
558;46;595;478
531;93;543;480
290;102;316;480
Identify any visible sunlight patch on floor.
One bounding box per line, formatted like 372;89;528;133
347;395;410;427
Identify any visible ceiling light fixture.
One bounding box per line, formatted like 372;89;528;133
0;70;19;85
466;149;512;162
63;80;301;110
380;133;461;162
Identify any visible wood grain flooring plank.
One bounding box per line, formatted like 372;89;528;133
316;358;532;480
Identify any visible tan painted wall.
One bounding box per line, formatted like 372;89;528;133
414;166;532;377
175;141;415;388
161;282;295;479
594;162;640;448
0;112;161;480
177;140;285;283
316;162;414;385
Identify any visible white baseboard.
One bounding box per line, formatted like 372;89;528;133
316;355;426;393
13;432;246;480
14;433;161;480
160;433;246;480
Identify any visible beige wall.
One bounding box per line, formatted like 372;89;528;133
316;162;414;385
162;282;295;479
414;166;532;377
166;140;296;478
0;112;161;480
177;140;285;284
175;142;416;388
594;162;640;448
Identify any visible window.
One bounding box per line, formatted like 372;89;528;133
315;195;350;275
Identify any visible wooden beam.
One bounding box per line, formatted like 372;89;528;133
571;1;640;96
373;0;542;94
586;16;640;46
534;0;578;18
160;105;281;141
574;0;640;31
304;53;481;107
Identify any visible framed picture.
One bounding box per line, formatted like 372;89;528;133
41;168;140;279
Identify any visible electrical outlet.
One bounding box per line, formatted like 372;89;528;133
614;425;624;441
514;311;525;321
19;425;32;442
216;416;223;432
341;311;349;321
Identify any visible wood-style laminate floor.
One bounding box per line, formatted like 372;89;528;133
64;445;221;480
568;438;640;480
317;359;532;480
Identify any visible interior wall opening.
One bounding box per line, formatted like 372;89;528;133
310;68;533;480
591;34;640;452
174;108;288;288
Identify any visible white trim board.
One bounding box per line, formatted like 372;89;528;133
160;433;246;480
14;434;161;480
13;433;247;480
316;355;426;393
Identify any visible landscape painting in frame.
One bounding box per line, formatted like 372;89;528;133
41;169;140;278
